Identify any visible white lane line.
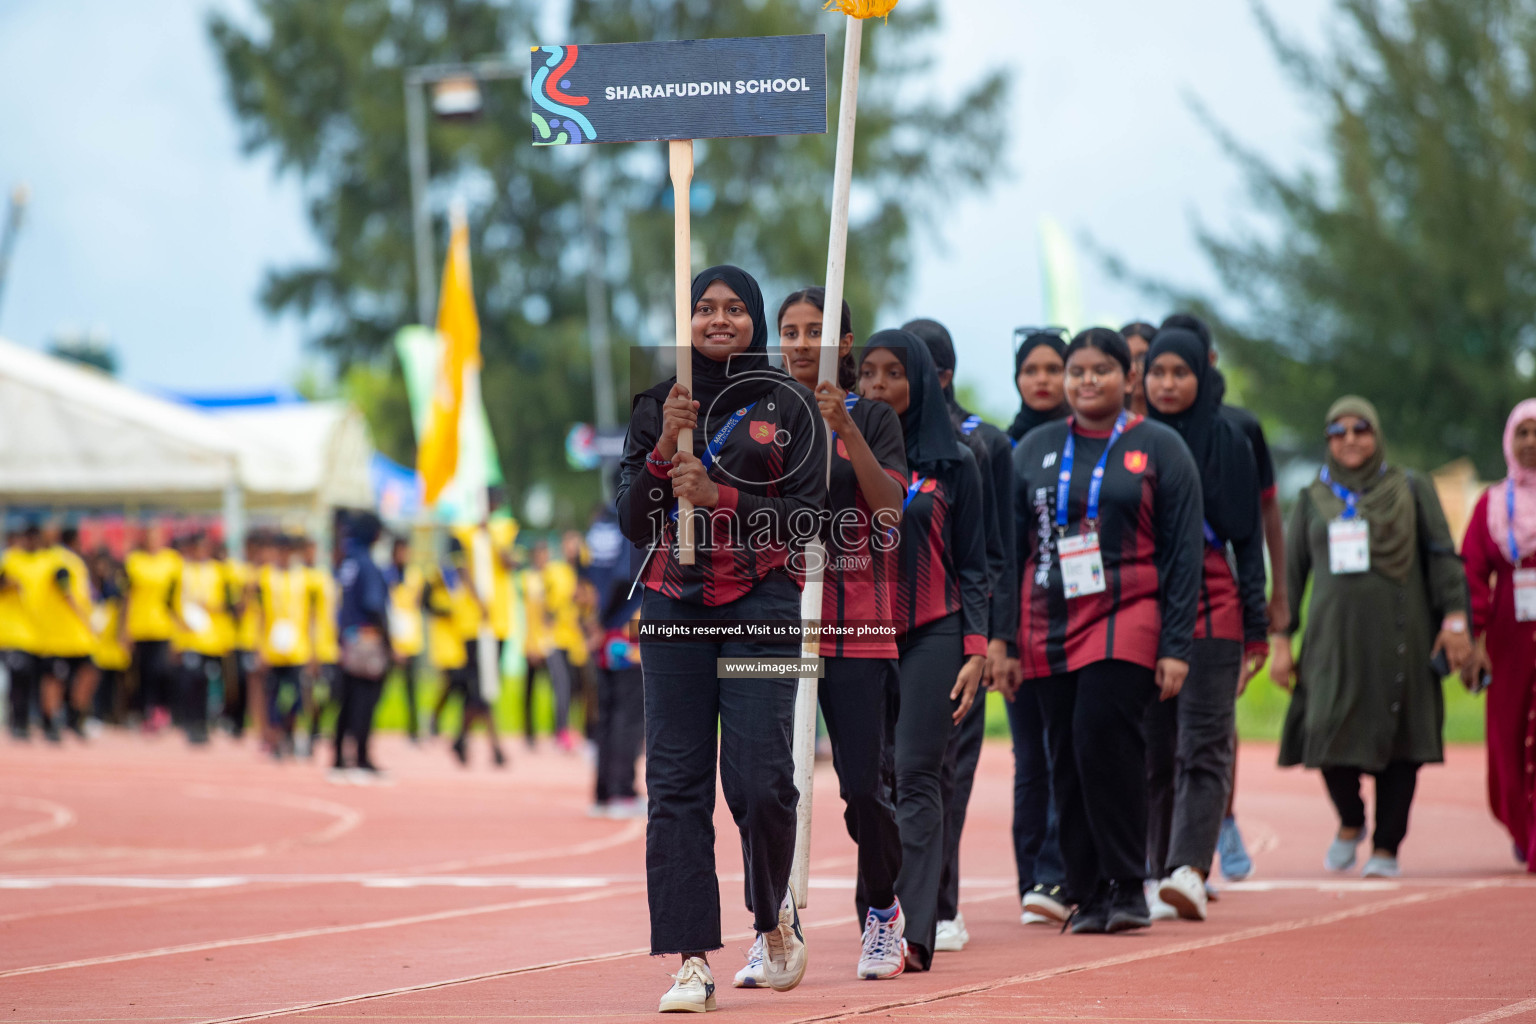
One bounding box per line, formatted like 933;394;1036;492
186;888;1024;1024
0;796;76;847
786;882;1511;1023
0;884;647;979
0;787;361;868
1444;998;1536;1024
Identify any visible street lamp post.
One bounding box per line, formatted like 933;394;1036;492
0;184;30;331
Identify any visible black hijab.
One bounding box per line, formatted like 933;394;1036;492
639;265;793;429
859;328;965;476
1008;331;1071;441
1143;328;1258;542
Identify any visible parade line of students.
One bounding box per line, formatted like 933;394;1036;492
613;264;1516;1014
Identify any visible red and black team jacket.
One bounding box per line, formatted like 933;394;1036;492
820;397;907;659
897;444;990;659
1196;509;1268;645
617;378;827;607
953;407;1019;650
1011;416;1204;678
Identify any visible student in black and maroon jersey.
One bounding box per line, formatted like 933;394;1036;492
859;329;987;972
1004;329;1074;926
1011;328;1203;935
904;317;1013;954
1141;327;1268;923
774;287;910;982
617;265;827;1010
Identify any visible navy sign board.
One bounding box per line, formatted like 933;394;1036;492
530;35;827;145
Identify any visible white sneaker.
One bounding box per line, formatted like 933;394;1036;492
732;935;766;989
606;796;647;819
1145;880;1178;922
1020;907;1053;926
1157;866;1208;921
934;912;969;952
760;889;808;992
857;902;906;979
659;956;717;1013
1362;854;1400;878
1022;884;1071;922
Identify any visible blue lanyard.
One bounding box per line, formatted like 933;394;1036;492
1057;413;1128;532
1202;520;1221;549
960;414;983;437
1318;467;1360;519
903;473;929;511
1509;481;1520;563
668;402;756;523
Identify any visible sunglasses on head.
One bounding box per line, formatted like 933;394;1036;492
1325;419;1374;439
1013;326;1070;351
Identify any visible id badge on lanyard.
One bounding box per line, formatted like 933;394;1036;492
1055;414;1126;600
1058;533;1106;598
1515;569;1536;622
1321;467;1370;575
1328;519;1370;574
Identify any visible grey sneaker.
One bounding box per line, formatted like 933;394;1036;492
1361;853;1400;878
1325;832;1364;872
761;889;807;992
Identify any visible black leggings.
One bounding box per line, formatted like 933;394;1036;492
893;614;961;969
133;640;175;714
821;656;903;923
333;673;384;768
1034;659;1158;901
1322;761;1420;856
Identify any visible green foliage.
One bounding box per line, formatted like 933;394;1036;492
209;0;1009;516
1143;0;1536;476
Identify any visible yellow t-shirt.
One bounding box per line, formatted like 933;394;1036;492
125;549;184;642
180;559;234;657
519;568;550;659
0;548;40;653
311;567;339;665
388;564;425;658
451;523;517;640
543;561;588;667
92;587;131;672
230;561;260;651
259;565;318;667
424;569;466;671
32;547;95;658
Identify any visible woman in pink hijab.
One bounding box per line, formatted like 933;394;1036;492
1463;399;1536;870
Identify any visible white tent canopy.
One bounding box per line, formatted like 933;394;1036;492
0;337;372;527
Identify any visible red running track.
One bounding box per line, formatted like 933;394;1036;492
1;731;1532;1024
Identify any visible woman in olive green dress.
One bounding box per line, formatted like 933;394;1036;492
1269;397;1471;878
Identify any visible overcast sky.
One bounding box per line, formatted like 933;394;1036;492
0;0;1334;414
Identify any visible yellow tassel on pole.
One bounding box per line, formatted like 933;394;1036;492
822;0;897;19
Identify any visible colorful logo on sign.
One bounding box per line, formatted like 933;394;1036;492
1124;451;1148;474
750;421;775;445
531;45;596;145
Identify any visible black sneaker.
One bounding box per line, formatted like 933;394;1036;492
1069;883;1110;934
1105;879;1152;933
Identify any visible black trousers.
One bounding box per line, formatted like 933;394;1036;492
1145;638;1241;877
4;650;38;731
179;651;220;732
1005;685;1066;898
893;614;961;969
1322;761;1420;856
594;665;645;802
640;573;800;954
938;684;987;921
1034;659;1158;900
821;656;903;922
399;655;420;737
133;640;174;714
333;672;385;768
225;652;254;736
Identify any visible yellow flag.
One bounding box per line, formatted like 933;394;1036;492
418;207;481;506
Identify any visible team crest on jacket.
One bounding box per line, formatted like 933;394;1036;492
913;475;938;494
836;438;850;460
750;421;775;445
1123;450;1148;474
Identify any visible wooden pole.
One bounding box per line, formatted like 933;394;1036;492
790;15;864;910
669;139;697;565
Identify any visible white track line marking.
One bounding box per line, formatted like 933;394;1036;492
1445;998;1536;1024
0;884;647;979
785;882;1512;1024
184;888;1022;1024
0;796;76;847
